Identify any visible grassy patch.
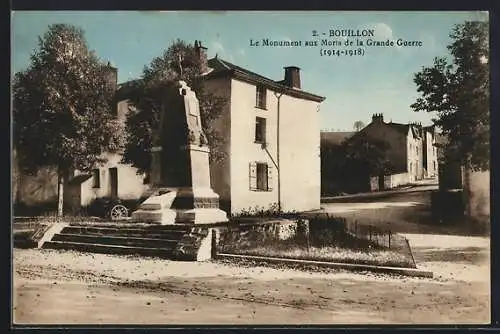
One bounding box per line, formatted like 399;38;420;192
228;244;414;268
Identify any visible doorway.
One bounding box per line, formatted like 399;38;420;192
378;174;385;191
109;167;118;198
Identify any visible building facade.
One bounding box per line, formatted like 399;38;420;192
203;55;325;214
320;113;438;194
423;125;439;179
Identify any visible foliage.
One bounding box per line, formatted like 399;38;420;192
122;39;227;174
353;120;365;131
13;24;125;175
229;245;414;268
233;202;300;218
322;132;393;192
343;133;394;175
411;21;489;171
13;24;125;215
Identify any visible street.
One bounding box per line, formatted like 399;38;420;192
13;237;489;325
321;186;487;236
13;187;490;325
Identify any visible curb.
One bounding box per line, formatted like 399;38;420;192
321;186;438;203
217;253;433;278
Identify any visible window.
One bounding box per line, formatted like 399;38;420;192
249;162;273;191
255;117;266;144
256;85;267;109
92;169;100;188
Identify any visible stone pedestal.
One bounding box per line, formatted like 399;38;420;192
131;81;228;225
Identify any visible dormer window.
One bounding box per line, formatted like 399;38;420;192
256;85;267;109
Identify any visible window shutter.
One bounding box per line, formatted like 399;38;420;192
249;162;257;191
262;118;267;144
267;165;273;191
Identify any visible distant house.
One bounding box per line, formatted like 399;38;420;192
320;131;356;147
422;125;439;179
320;113;439;195
359;114;438;189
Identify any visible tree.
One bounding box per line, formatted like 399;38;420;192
13;24;125;216
411;21;489;171
340;133;393;179
353;120;365;132
122;39;227;175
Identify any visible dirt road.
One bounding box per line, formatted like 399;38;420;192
321;190;488;236
13;235;490;325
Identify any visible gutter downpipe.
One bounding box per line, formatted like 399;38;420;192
274;91;284;213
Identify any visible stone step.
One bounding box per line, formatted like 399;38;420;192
51;233;180;249
43;240;175;258
61;226;187;239
68;222;193;231
14;234;37;248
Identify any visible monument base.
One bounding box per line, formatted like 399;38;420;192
131;187;229;225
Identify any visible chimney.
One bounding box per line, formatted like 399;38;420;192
283;66;301;89
195;40;208;74
372;113;384;123
103;62;118;93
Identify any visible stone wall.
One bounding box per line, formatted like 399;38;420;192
388;172;410;188
370;172;409;191
217;219;304;253
216;216;377;252
466;169;490;221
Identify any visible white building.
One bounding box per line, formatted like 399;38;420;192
423;125;438;179
202;49;325;214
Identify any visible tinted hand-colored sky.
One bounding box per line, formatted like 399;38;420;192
11;11;488;131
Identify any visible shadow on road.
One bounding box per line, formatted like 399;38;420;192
321;190;489;237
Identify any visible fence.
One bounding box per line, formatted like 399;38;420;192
341;216;415;267
216;214;417;268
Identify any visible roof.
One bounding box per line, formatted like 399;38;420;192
384;122;427;139
320;131;356;146
204;57;326;103
68;174;92;185
386;122;410;135
115;57;326;103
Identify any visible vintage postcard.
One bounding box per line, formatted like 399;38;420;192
11;11;490;325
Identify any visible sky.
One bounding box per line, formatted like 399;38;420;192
11;11;489;131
